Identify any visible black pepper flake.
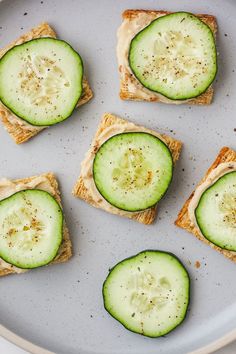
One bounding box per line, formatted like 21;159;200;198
23;12;28;16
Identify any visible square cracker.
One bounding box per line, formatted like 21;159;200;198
0;23;93;144
175;147;236;262
73;112;182;225
0;172;72;277
118;9;217;105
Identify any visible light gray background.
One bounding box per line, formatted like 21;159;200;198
0;0;236;354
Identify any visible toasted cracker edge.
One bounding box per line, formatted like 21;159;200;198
0;23;93;144
119;10;217;105
175;147;236;262
0;172;72;277
73;112;182;225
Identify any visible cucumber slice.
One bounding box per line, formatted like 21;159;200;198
103;250;190;337
195;171;236;251
0;38;83;126
129;12;217;100
0;189;63;269
93;132;173;212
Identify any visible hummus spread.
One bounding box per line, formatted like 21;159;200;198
188;162;236;237
0;102;44;132
117;12;190;104
81;121;168;217
0;175;55;273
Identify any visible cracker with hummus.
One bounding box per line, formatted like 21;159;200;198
0;172;72;276
117;10;217;105
0;23;93;144
175;147;236;262
73;113;182;225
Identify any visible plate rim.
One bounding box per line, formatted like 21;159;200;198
0;323;236;354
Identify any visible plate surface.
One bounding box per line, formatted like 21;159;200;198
0;0;236;353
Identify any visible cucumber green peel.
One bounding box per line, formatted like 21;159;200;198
0;189;63;269
93;132;173;212
129;12;217;100
103;250;190;337
195;171;236;251
0;38;83;126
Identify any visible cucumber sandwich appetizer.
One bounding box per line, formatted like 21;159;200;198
0;23;93;144
175;147;236;262
103;250;190;337
0;38;83;126
195;171;236;251
0;189;63;269
93;132;173;212
117;10;217;104
0;173;71;276
73;113;182;224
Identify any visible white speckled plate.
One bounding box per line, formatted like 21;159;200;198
0;0;236;353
